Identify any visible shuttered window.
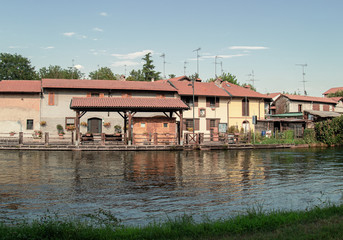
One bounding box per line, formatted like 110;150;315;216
242;98;249;116
48;92;55;105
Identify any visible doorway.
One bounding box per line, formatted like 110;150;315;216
88;118;102;133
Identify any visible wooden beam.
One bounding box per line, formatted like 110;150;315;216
179;110;183;144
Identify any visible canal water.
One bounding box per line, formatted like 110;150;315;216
1;148;343;225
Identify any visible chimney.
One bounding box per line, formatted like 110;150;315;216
215;78;222;86
119;75;126;81
244;85;251;89
151;78;155;82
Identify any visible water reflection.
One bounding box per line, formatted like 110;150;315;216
0;148;343;225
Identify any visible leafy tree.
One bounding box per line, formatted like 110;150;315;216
242;83;257;92
89;67;116;80
142;52;161;81
168;74;176;79
327;90;343;98
208;72;239;85
189;73;199;81
38;65;84;79
0;53;37;80
127;69;145;81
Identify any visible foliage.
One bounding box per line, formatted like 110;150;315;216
168;74;176;79
114;125;122;133
1;205;343;240
327;90;343;98
0;53;37;80
142;52;161;81
56;124;64;134
189;72;199;81
38;65;84;79
315;115;343;145
126;69;144;81
227;125;239;133
242;83;257;91
208;72;239;85
88;67;116;80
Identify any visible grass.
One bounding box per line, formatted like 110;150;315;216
1;204;343;239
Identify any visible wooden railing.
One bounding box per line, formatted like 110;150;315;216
0;132;74;145
132;133;177;145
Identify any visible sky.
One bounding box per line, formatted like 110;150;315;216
1;0;342;97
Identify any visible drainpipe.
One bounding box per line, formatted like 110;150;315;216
227;97;232;129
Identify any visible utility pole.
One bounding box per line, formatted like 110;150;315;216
193;47;201;77
296;64;308;95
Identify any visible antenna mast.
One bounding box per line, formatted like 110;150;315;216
193;47;201;77
214;56;222;78
160;53;166;79
296;64;308;95
247;70;255;87
184;60;188;76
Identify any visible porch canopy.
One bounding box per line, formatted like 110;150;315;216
70;97;189;144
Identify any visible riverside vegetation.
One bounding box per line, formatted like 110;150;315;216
1;204;343;240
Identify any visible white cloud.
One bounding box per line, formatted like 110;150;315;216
93;27;103;32
111;50;154;60
42;46;55;50
111;61;140;67
229;46;269;50
100;12;108;17
74;64;84;70
63;32;76;37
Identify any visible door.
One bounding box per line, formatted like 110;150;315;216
88;118;102;133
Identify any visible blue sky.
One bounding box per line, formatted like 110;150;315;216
1;0;342;96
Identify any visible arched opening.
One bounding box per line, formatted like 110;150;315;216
88;118;102;133
242;120;250;133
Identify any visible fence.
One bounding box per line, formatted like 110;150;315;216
0;132;74;145
132;133;177;145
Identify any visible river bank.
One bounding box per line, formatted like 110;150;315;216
0;142;327;151
1;204;342;240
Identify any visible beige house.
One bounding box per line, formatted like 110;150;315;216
0;80;41;134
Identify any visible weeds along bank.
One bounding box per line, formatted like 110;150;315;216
1;204;343;240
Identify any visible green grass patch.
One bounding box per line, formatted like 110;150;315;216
1;205;343;239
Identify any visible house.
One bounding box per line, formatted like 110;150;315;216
0;80;41;134
273;94;337;114
323;87;343;97
41;78;179;135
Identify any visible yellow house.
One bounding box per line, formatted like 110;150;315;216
165;76;271;134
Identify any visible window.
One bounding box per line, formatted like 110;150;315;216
298;104;302;112
87;92;105;97
91;93;100;97
65;117;76;130
141;123;146;127
27;119;33;130
181;96;198;107
206;119;220;130
163;123;168;128
242;98;249;116
184;119;199;131
206;97;219;108
48;92;55;105
313;103;320;111
323;104;330;111
210;119;216;128
185;119;194;129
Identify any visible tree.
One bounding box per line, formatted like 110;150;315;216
327;90;343;98
142;52;161;81
89;67;116;80
38;65;84;79
168;74;176;79
242;83;257;92
127;69;145;81
0;53;37;80
208;72;239;85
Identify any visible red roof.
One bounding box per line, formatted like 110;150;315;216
329;97;343;103
283;94;337;104
42;79;177;92
323;87;343;95
170;81;228;97
0;80;41;93
70;97;189;110
220;82;271;99
266;92;281;99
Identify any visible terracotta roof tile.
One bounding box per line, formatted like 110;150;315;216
170;81;228;97
70;97;189;110
323;87;343;95
42;79;177;92
0;80;41;93
283;94;337;104
220;82;271;99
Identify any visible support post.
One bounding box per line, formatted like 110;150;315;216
179;111;183;145
45;132;49;145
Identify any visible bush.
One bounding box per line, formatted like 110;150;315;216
315;115;343;145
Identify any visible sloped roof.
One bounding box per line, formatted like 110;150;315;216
266;92;281;99
169;81;228;97
220;82;271;99
42;79;177;92
329;97;343;103
304;110;341;118
0;80;41;93
283;94;337;104
323;87;343;95
70;97;189;111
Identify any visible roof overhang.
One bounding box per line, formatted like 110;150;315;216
70;97;189;112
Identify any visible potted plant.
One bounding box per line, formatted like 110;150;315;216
9;131;15;136
80;121;88;127
33;130;42;139
66;125;76;131
40;121;46;126
103;122;111;127
56;124;64;138
114;125;122;135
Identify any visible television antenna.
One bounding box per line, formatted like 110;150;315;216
247;70;258;88
193;47;201;76
296;64;308;95
160;53;167;79
214;56;222;78
184;60;188;76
